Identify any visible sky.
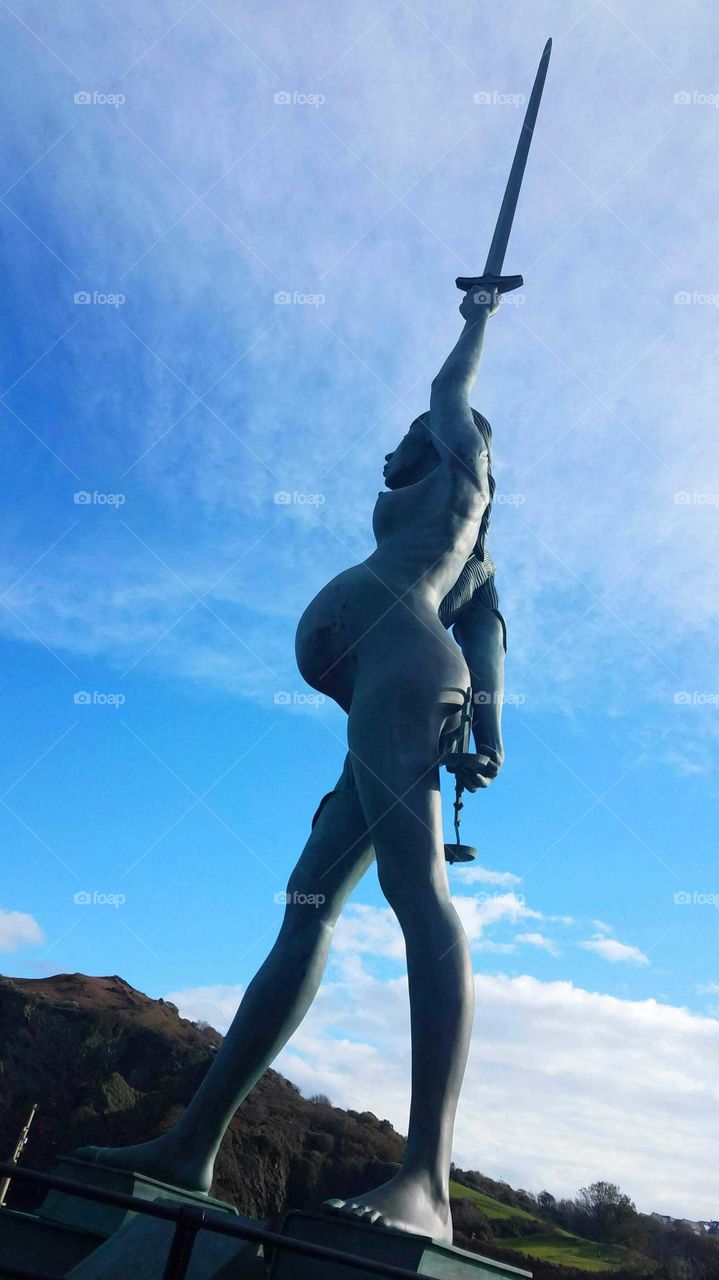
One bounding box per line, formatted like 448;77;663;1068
1;0;718;1220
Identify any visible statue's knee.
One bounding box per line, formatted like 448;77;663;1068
281;878;337;935
376;857;447;918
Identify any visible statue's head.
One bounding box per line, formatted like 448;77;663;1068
383;409;492;490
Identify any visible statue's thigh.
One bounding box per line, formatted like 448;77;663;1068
287;757;375;921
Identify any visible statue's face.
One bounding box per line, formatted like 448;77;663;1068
383;416;438;489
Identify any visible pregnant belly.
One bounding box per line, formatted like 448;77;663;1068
295;563;469;712
295;566;376;707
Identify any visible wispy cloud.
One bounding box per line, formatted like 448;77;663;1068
515;930;560;956
581;935;650;965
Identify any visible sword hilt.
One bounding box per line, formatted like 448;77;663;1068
455;273;524;295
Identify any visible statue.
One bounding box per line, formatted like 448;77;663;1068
78;38;552;1247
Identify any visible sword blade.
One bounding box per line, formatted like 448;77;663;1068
483;37;552;278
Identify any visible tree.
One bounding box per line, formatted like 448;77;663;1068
575;1181;637;1243
538;1190;557;1218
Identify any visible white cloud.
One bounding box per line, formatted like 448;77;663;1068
455;892;542;942
165;983;243;1032
515;931;560;956
333;904;405;961
451;864;521;888
697;981;719;996
580;936;650;966
167;909;719;1217
0;909;44;952
272;963;719;1219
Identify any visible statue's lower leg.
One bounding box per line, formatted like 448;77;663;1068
78;787;374;1190
325;883;474;1242
78;910;336;1189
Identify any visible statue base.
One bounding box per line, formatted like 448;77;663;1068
270;1210;533;1280
41;1156;238;1238
0;1157;252;1279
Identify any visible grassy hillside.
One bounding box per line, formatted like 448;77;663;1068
449;1181;635;1273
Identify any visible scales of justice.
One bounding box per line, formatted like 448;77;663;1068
8;38;554;1280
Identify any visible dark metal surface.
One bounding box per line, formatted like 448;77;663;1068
456;37;552;294
0;1161;457;1280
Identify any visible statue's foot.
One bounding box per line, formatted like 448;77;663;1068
324;1172;452;1243
75;1134;213;1195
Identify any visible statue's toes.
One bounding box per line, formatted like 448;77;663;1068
322;1198;384;1228
76;1146;102;1162
323;1199;346;1212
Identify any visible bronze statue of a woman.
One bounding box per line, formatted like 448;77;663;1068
79;284;507;1242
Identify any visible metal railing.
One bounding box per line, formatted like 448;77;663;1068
0;1160;450;1280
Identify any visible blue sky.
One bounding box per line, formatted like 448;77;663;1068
1;0;718;1217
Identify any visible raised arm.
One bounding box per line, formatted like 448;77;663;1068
429;286;500;472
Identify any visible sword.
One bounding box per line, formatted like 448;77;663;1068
456;37;552;296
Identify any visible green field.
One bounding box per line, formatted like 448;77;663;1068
448;1182;633;1273
449;1181;539;1222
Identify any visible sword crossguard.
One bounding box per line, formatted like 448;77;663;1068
455;273;524;295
